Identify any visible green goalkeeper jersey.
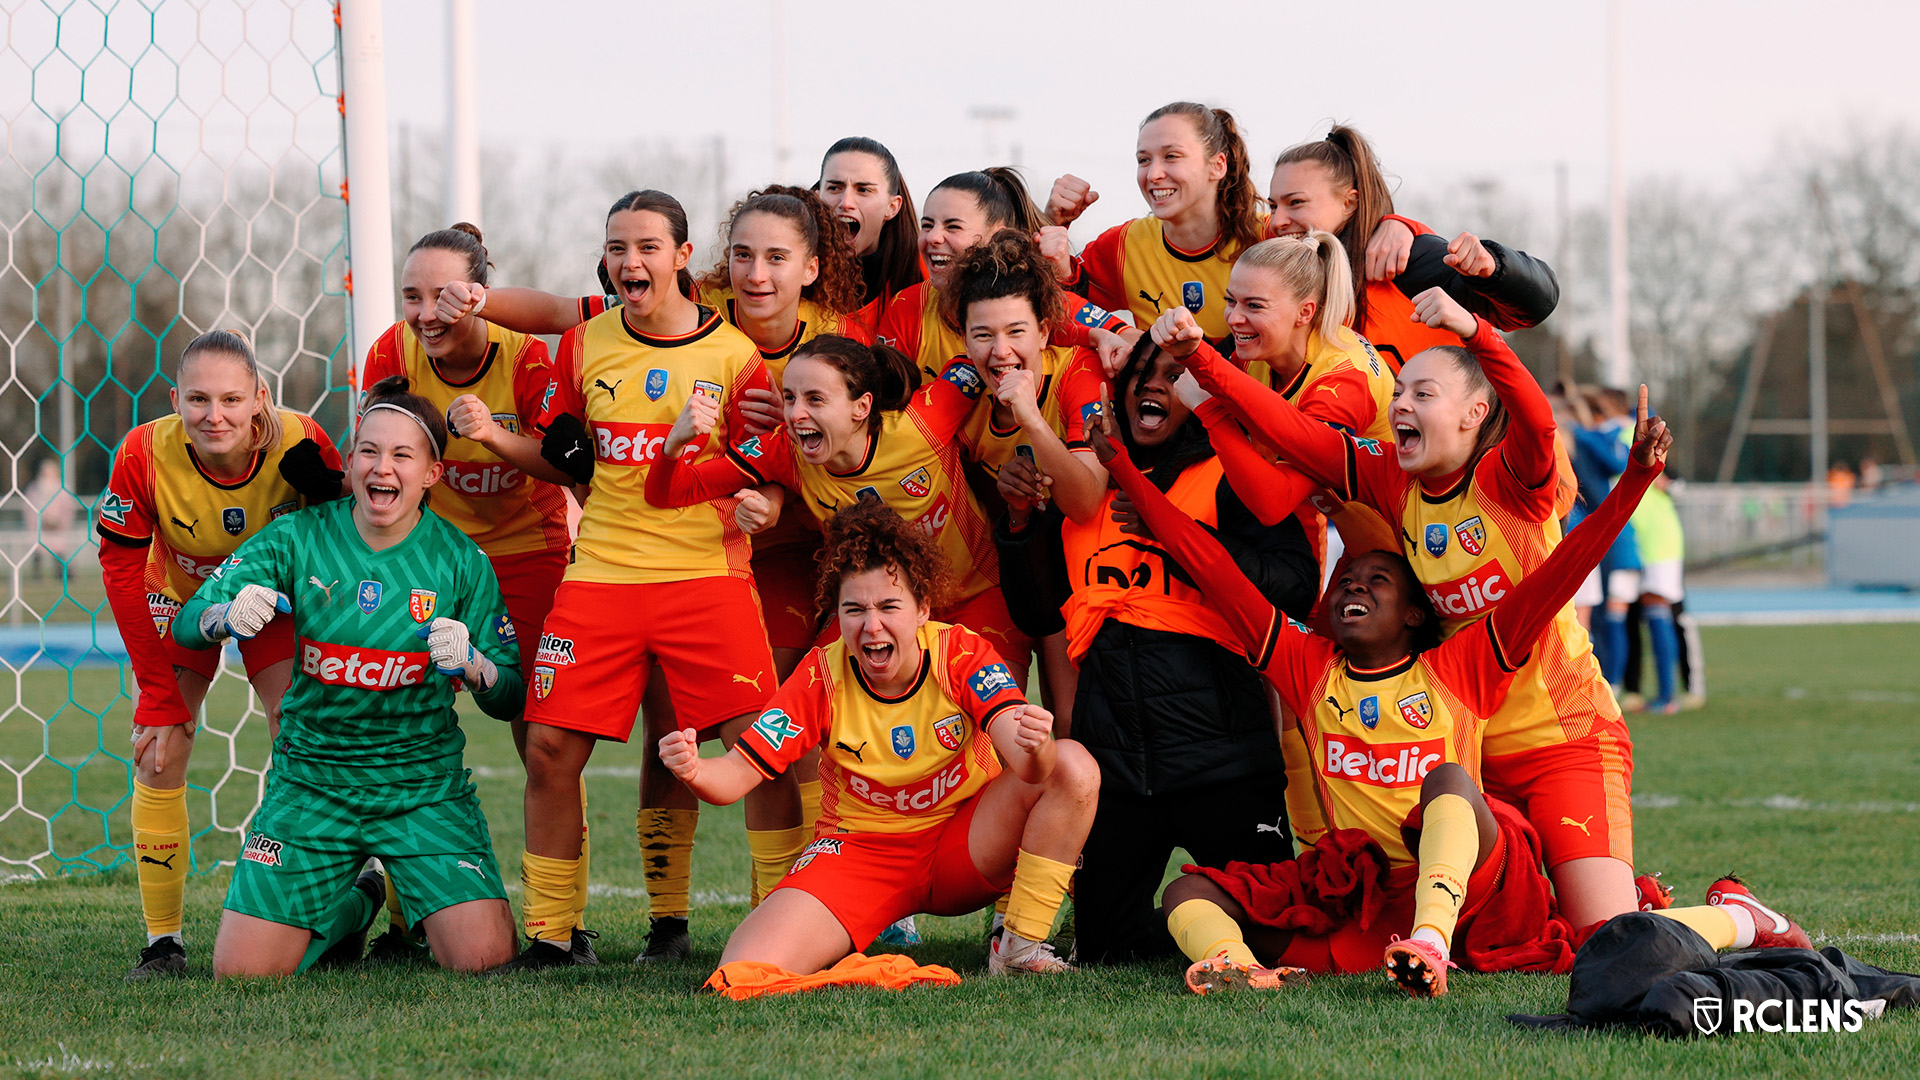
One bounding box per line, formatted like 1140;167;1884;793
177;497;524;782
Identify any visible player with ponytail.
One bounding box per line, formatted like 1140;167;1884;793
99;328;343;980
817;137;925;331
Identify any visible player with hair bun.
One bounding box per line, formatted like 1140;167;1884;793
98;327;343;980
360;223;580;962
817;136;924;330
178;378;522;978
663;500;1098;982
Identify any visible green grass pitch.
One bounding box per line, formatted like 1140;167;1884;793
1;624;1917;1078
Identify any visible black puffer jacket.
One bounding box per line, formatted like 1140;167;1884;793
996;455;1318;798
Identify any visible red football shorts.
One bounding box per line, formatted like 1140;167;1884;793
811;586;1033;665
751;542;822;653
773;794;1010;951
488;547;568;677
523;576;777;739
1481;721;1634;868
163;611;294;683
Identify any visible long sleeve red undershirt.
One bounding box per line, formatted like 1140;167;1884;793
99;539;194;727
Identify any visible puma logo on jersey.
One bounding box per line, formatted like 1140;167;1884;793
139;853;177;870
1138;289;1166;311
785;605;808;620
170;516;199;538
1316;383;1340;397
308;576;338;603
835;740;867;763
1430;880;1462;905
806;667;822;688
978;626;1010;641
455;859;488;878
732;672;764;691
1561;815;1594;836
1255;818;1285;836
1326;696;1354;724
595;378;623;399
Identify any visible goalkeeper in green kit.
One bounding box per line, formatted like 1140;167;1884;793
178;376;522;977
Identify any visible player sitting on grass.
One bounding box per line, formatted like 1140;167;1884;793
659;499;1099;980
1086;389;1808;997
178;379;523;977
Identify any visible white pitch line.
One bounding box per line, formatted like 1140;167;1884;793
1632;793;1920;813
1689;609;1920;627
1814;932;1920;945
501;882;748;906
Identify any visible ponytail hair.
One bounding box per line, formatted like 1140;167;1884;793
604;189;696;298
929;166;1049;235
408;222;491;287
820;137;924;301
1275;124;1395;330
938;228;1064;333
178;328;282;454
1233;230;1356;344
1141;102;1264;258
359;374;451;459
1422;345;1511;466
700;185;865;317
814;496;953;614
791;334;921;432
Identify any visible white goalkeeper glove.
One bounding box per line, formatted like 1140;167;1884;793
198;584;290;642
414;617;499;692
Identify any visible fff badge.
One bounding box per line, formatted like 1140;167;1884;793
643;368;669;401
890;724;916;760
357;580;383;613
1358;696;1380;729
1181;280;1204;313
1424;523;1449;557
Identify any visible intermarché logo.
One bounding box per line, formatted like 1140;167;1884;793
1691;996;1878;1035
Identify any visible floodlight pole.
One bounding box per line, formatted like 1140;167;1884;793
338;0;396;414
1604;0;1631;389
445;0;482;227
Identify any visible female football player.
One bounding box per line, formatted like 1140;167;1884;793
1044;101;1266;348
98;329;343;980
181;378;522;977
662;500;1098;978
361;223;582;961
1168;286;1640;928
817;137;924;329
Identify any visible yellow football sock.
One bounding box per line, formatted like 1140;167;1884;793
1655;905;1740;950
519;851;578;943
746;826;808;908
799;779;823;836
572;778;591;930
1411;794;1478;951
132;780;189;940
384;873;405;931
1166;898;1258;966
638;807;697;920
1003;849;1076;943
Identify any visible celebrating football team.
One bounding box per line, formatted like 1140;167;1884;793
102;104;1811;999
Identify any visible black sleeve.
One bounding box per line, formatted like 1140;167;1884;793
1209;476;1320;624
1395;232;1561;331
993;505;1070;640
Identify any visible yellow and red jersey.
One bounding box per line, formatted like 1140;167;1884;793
735;621;1025;835
361;321;570;557
1067;216;1261;348
541;304;770;586
1241;330;1394;443
647;359;1001;605
873;282;964;379
98;410;338;603
699;286;873;382
962;345;1108;477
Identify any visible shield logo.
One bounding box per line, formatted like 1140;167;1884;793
693;379;724;400
900;468;932;499
409;589;437;623
1181;280;1205;313
643;368;669;401
933;714;966;751
1455;516;1486;557
357;580;382;613
222;507;246;536
1692;997;1723;1036
1424;523;1449;557
493;614;516;645
533;665;555;701
490;412;520;434
1359;696;1380;729
1398;691;1433;729
1075;303;1111;328
890;724;916;760
152;615;172;636
269;500;298;520
855;486;882;505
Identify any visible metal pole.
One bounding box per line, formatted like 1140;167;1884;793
771;0;789;182
444;0;481;226
338;0;396;412
1809;283;1828;484
1604;0;1631;388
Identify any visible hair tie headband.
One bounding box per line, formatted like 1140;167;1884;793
360;401;441;459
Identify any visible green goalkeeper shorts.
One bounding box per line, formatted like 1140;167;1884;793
225;768;506;931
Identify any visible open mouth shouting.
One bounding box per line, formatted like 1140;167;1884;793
364;480;403;513
1394;421;1423;459
791;423;827;460
859;638;895;674
838;214;861;239
1337;597;1372;623
1134;395;1170;434
620;274;652;304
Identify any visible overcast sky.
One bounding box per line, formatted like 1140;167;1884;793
383;0;1917;240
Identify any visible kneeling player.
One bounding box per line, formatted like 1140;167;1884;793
660;500;1098;980
178;383;523;977
1089;391;1807;997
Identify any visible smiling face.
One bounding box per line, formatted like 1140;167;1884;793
349;408;444;531
728;209;818;327
1123;350;1192;447
781;352;870;465
1328;551;1427;656
820;150;902;260
1267;161;1355;239
171;351;265;462
964;294;1047;394
919;187;994;288
838;565;929;689
1222;261;1313;365
1136;114;1226;226
400;247;483;361
1390;349;1489;476
604;208;692;321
